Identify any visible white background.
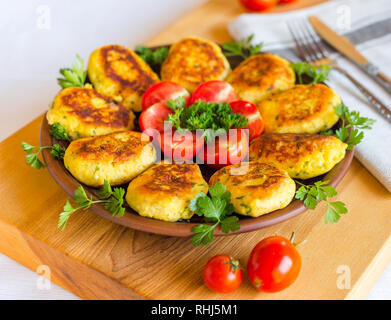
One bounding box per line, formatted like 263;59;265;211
0;0;389;299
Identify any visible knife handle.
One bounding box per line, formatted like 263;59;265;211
360;63;391;96
378;72;391;90
335;66;391;124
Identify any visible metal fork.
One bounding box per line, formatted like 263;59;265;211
287;19;391;123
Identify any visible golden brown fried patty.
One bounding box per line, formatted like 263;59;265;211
258;84;341;134
249;133;347;179
126;162;208;221
88;44;160;112
161;37;230;93
225;53;295;104
64;131;156;187
209;162;295;217
47;87;135;140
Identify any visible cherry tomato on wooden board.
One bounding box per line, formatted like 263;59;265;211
229;100;264;141
239;0;278;12
141;81;190;111
157;130;204;162
203;254;243;293
247;235;301;293
139;102;173;137
190;80;239;105
200;129;249;169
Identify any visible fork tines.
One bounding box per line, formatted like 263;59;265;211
287;19;330;64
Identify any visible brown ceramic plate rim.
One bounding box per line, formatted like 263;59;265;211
41;122;354;238
40;49;354;237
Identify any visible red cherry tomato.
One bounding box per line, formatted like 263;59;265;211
239;0;278;11
141;81;190;111
157;130;204;162
203;255;243;294
139;102;173;137
279;0;298;3
190;80;239;105
230;100;264;141
247;236;301;293
200;129;249;169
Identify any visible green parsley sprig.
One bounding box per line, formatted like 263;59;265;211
295;180;347;223
166;97;248;142
321;104;375;150
21;142;65;169
135;45;168;68
57;54;87;88
291;62;330;84
58;180;125;230
223;34;263;60
49;122;71;141
189;182;240;246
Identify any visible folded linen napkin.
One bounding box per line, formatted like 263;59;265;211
228;0;391;192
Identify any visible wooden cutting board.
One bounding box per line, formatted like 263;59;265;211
1;0;390;300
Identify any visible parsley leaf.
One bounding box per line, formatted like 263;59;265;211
58;180;126;230
97;179;113;199
22;141;45;169
335;127;349;142
189;192;205;212
58;200;78;231
135;45;168;68
166;96;186;111
291;62;330;84
295;180;348;224
190;182;240;246
325;201;348;224
165;96;187;129
321;104;375;150
191;224;216;246
166;98;248;142
303;193;317;210
50;144;66;160
21;141;66;169
57;54;87;88
220;216;240;233
74;185;89;204
223;34;263;60
209;181;227;198
25;153;45;169
49;122;71;141
346;129;364;147
104;188;126;217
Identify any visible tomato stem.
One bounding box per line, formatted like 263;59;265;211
289;231;295;243
225;257;242;273
294;239;308;248
290;231;307;248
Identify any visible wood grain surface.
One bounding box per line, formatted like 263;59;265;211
0;0;390;300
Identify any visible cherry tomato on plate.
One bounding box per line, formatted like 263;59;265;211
190;80;239;105
157;130;204;162
200;129;249;169
141;81;190;111
230;100;264;141
247;235;301;293
239;0;278;11
139;102;173;137
203;254;243;293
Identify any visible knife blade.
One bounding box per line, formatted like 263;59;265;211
308;16;391;96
